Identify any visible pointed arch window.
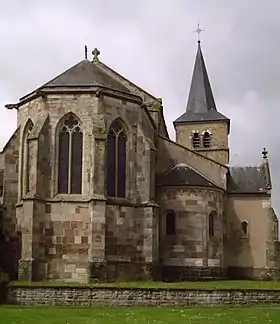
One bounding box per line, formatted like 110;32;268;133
58;114;83;194
166;210;176;235
192;132;200;148
22;120;33;196
106;120;127;198
203;132;211;148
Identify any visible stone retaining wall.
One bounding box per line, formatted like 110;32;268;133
5;285;280;306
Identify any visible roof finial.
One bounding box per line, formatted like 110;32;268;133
92;48;100;61
262;148;268;159
194;21;204;43
84;45;88;60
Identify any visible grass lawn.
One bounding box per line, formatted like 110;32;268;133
1;306;280;323
9;280;280;290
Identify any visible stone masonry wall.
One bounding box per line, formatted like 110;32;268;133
6;286;280;307
14;89;157;282
158;187;224;280
105;205;159;281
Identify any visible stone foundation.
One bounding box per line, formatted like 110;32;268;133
5;285;280;306
161;266;225;281
105;261;160;282
227;267;280;280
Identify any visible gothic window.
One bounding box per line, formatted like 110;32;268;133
192;132;200;148
0;169;3;197
203;132;211;148
241;221;248;237
166;210;176;235
58;114;83;194
209;211;216;238
22;120;33;196
106;120;127;198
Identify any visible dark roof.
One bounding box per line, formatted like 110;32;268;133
157;163;218;188
21;59;131;100
174;110;229;123
174;41;229;124
227;166;267;193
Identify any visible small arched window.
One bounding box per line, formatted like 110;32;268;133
106;120;127;198
241;221;248;236
166;210;176;235
192;132;200;148
58;114;83;194
209;211;216;238
203;132;211;148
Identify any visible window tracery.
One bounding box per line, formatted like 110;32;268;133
106;120;126;198
58;114;83;194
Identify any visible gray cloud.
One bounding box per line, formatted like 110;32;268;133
0;0;280;211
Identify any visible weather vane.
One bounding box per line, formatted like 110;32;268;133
194;22;204;42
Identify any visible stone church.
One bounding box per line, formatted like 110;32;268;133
0;41;279;283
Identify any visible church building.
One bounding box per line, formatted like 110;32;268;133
0;41;279;282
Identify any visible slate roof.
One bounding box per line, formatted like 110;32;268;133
157;162;218;188
43;59;130;92
227;166;267;193
174;41;229;125
21;59;131;100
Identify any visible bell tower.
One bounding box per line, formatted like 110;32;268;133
173;38;230;165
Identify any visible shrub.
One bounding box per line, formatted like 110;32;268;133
0;270;9;285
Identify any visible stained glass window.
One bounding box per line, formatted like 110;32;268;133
58;114;83;194
106;120;126;198
166;210;176;235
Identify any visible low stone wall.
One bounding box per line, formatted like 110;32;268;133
5;285;280;307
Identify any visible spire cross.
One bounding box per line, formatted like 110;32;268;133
92;48;100;61
194;22;204;42
262;148;268;159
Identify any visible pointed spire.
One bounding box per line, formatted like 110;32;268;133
174;40;229;128
186;41;216;114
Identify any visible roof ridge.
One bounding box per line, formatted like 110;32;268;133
162;161;222;189
96;60;161;103
158;135;229;169
20;59;131;101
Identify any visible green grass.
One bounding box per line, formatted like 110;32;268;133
9;280;280;290
1;306;280;323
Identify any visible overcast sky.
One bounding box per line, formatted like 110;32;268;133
0;0;279;212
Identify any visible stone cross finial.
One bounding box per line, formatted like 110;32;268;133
194;22;204;43
92;48;100;61
262;148;268;159
85;45;88;59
